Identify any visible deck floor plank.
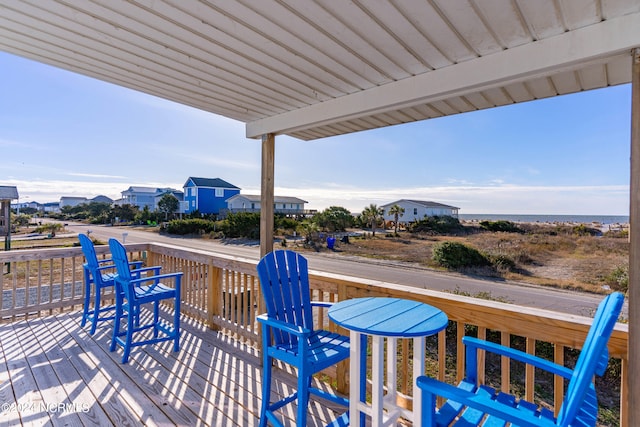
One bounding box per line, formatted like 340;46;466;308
27;316;113;427
21;318;84;427
53;313;178;427
0;309;346;426
0;322;31;427
2;320;54;427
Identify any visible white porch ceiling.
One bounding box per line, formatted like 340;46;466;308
1;1;639;141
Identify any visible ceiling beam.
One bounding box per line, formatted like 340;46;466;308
246;12;640;139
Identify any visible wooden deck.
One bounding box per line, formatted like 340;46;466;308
0;308;347;427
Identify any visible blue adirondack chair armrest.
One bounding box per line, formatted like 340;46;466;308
311;301;333;309
463;336;573;379
256;314;310;337
128;272;183;286
96;264;117;273
94;260;142;271
417;376;558;427
129;266;162;276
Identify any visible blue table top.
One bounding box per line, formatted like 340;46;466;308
328;297;448;337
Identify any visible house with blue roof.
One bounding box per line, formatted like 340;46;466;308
183;177;240;215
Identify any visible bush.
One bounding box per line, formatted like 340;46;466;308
603;265;628;292
487;253;517;272
165;219;215;235
571;224;601;236
409;216;464;235
224;212;261;239
432;241;490;269
479;220;523;233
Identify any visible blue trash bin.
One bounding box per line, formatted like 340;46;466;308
327;236;335;249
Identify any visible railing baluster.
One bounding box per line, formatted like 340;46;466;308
477;327;486;386
554;344;565;416
525;337;535;402
501;332;510;393
456;321;465;384
25;260;31;319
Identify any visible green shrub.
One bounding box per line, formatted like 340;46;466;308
165;219;215;235
571;224;601;236
432;241;490;269
479;220;523;233
603;265;628;292
224;212;261;239
487;253;517;272
409;216;464;235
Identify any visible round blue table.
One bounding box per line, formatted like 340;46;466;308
328;297;448;427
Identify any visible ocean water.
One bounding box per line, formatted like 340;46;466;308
458;214;629;225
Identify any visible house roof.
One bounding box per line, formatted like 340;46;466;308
121;186;180;194
91;195;113;204
0;186;19;201
381;199;459;210
1;2;638;141
227;194;307;204
185;177;240;189
60;196;88;201
122;186;161;194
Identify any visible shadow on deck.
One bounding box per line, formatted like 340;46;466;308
0;309;346;426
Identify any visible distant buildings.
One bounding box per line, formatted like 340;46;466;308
3;180;465;222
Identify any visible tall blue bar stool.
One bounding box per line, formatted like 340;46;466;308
78;233;142;335
108;238;182;363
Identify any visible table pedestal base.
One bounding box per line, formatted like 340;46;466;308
349;333;426;427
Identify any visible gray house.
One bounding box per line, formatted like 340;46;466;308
381;199;459;224
0;186;19;240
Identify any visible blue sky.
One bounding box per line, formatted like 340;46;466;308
0;51;631;215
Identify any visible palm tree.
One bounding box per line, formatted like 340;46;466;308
362;204;383;237
388;204;405;234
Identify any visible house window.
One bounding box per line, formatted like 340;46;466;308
215;188;224;197
251;203;255;209
413;208;418;215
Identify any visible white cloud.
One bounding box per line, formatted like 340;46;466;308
67;172;128;179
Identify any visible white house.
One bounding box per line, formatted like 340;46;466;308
59;196;88;208
226;194;307;215
380;199;459;224
120;186;182;212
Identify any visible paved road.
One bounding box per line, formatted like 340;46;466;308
57;221;618;316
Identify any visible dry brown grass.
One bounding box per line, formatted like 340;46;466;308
323;225;629;294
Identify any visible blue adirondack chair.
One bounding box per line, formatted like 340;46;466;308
417;292;624;427
108;238;182;363
78;233;143;335
256;250;351;427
